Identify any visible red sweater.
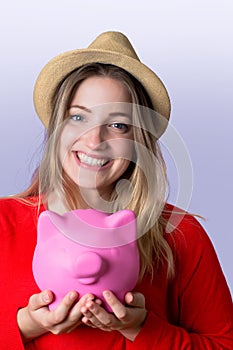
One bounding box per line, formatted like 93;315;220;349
0;197;232;349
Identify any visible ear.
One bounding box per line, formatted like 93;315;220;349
37;210;60;242
105;210;136;228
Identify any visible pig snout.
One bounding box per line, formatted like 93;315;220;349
72;251;104;285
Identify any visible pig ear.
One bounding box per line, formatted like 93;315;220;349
37;211;59;242
106;210;136;228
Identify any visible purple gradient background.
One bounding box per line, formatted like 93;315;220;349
0;2;232;295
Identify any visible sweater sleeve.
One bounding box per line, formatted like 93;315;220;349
0;198;38;350
0;303;31;350
126;216;233;349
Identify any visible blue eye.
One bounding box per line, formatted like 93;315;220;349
111;123;128;131
70;114;85;122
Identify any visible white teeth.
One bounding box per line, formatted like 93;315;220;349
77;153;109;167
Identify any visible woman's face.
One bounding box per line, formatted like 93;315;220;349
59;76;134;197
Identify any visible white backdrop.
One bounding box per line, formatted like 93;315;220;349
0;1;232;295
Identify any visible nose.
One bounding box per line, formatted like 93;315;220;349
72;251;104;285
82;125;106;150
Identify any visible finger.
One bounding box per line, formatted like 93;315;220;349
70;293;95;316
81;308;106;329
95;298;102;306
78;293;95;306
28;290;53;311
81;316;100;329
125;292;145;308
84;300;116;327
80;303;92;317
49;293;95;334
103;291;128;321
64;293;95;324
49;291;78;325
82;315;113;332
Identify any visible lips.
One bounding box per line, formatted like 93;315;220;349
75;151;111;168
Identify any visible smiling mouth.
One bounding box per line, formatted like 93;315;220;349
76;152;111;167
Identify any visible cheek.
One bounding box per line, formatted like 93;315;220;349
59;125;79;163
112;159;131;178
111;138;134;161
120;160;131;176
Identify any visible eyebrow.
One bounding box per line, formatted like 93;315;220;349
108;112;131;118
69;105;91;113
69;105;131;118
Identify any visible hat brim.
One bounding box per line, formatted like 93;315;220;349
33;48;171;131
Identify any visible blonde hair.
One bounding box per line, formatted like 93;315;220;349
17;63;175;280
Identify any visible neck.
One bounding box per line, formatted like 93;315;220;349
79;187;116;212
47;192;68;214
47;187;115;214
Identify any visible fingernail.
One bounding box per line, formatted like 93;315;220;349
89;304;95;311
43;291;50;303
103;291;110;299
69;292;77;300
128;294;133;303
87;296;94;302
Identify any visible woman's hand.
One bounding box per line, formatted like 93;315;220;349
17;290;95;342
81;291;148;341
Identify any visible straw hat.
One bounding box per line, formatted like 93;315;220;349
33;31;171;131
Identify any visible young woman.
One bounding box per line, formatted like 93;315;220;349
0;31;232;349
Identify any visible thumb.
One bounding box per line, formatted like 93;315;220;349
29;290;53;311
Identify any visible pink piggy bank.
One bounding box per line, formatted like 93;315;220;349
32;209;139;311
